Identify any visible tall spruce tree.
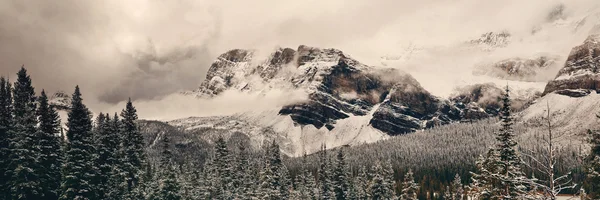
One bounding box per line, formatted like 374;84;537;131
495;86;527;199
333;148;350;200
120;99;147;196
202;157;219;199
469;148;501;199
370;161;390;200
293;154;317;200
214;136;234;199
318;144;334;200
37;90;63;200
60;86;98;200
400;169;419;200
108;113;127;199
151;133;181;200
269;141;291;199
354;166;370;200
0;77;13;200
7;67;43;200
383;160;396;199
584;120;600;199
94;113;121;199
450;174;464;200
233;141;254;199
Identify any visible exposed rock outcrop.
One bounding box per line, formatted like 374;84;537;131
543;34;600;96
189;46;506;136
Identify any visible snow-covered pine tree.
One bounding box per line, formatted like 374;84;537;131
468;148;501;199
60;86;98;200
269;140;290;199
279;163;293;199
201;157;219;199
36;90;63;200
584;115;600;199
294;153;317;200
495;86;528;199
7;67;44;200
179;163;202;200
94;112;123;199
152;133;181;200
233;141;254;199
120;99;148;198
292;154;317;200
400;169;419;200
318;144;334;199
354;166;370;200
450;174;464;200
0;77;13;200
383;159;397;199
107;112;128;199
333;148;350;200
370;161;391;200
214;136;234;199
257;155;279;200
444;186;452;200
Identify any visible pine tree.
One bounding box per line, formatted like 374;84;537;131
37;90;63;200
383;160;396;199
257;140;289;200
233;141;254;199
201;157;218;199
257;159;276;200
94;112;122;199
354;166;370;200
369;161;388;200
293;157;317;200
151;133;181;200
333;149;350;200
318;144;333;200
450;174;464;200
107;113;127;199
444;186;452;200
0;77;13;200
468;149;501;199
495;86;527;199
584;118;600;199
400;169;419;200
179;163;202;200
60;86;98;200
213;136;234;199
120;99;147;197
7;67;43;200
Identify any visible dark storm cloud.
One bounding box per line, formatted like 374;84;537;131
1;0;598;111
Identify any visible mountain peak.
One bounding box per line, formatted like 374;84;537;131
543;34;600;96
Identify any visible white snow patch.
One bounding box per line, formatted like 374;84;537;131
520;91;600;136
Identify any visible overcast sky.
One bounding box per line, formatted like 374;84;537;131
1;0;599;118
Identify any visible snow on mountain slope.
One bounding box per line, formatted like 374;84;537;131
167;108;388;156
520;91;600;137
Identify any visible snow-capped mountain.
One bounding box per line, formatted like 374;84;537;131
520;33;600;139
543;34;600;96
157;45;530;156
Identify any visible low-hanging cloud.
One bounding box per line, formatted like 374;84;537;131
1;0;600;117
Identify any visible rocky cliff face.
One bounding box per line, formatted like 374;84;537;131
543;34;600;97
188;45;502;136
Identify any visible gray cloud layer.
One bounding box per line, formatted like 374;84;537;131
1;0;599;108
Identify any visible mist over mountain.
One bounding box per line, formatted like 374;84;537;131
2;0;599;115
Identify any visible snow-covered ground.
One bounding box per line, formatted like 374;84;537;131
168;108;389;157
520;91;600;137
